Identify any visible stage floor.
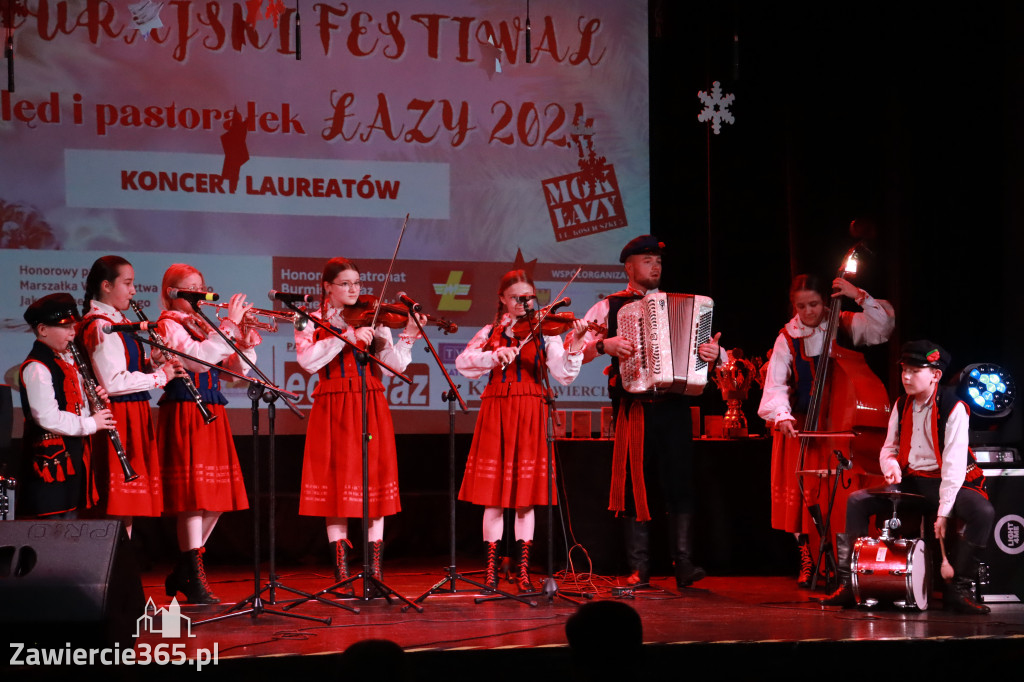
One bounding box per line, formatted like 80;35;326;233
119;558;1024;680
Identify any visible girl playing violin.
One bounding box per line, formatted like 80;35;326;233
79;255;186;537
157;264;256;604
455;269;587;593
757;274;894;587
295;258;425;590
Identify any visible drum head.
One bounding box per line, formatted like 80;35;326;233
908;539;929;610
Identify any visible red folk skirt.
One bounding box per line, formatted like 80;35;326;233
459;381;556;508
299;376;401;518
89;400;163;517
158;402;249;513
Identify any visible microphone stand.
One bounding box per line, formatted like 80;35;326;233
796;432;855;594
403;301;537;610
279;303;422;612
130;306;350;626
479;302;590;605
806;449;852;591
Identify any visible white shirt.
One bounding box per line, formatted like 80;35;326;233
878;396;970;518
455;314;583;386
757;293;895;424
84;300;167;396
22;356;100;437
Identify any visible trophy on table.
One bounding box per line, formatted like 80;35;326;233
712;349;760;438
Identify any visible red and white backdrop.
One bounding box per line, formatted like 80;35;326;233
1;0;649;432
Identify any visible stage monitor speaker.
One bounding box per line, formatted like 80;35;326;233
0;383;12;475
982;470;1024;601
0;519;144;648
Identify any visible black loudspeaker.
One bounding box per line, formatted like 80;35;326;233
0;384;13;521
0;519;145;648
0;383;13;473
982;470;1024;600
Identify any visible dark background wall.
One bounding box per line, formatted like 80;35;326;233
651;1;1023;400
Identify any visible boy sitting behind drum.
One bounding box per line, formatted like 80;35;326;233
820;340;995;613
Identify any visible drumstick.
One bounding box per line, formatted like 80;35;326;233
938;537;954;581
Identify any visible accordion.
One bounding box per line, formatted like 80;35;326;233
617;293;715;396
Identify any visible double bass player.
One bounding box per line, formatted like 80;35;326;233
758;272;895;588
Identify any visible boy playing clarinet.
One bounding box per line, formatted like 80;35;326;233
18;293;114;518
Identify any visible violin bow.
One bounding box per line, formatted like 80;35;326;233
315;212;411;383
369;212;410;330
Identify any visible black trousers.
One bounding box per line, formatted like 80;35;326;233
619;397;694;516
845;475;994;547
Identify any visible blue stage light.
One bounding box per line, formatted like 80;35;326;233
958;363;1015;419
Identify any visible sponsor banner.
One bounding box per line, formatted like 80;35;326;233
3;250;623;434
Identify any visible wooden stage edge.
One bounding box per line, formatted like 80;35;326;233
58;559;1024;680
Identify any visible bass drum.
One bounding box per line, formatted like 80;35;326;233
851;537;930;610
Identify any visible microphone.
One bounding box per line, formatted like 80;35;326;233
268;290;313;304
295;1;302;61
102;321;152;334
525;16;532;64
5;35;13;93
515;296;537;316
168;288;219;303
833;449;853;471
525;0;531;63
396;291;421;312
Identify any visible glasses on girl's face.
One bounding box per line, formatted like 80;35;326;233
330;280;362;290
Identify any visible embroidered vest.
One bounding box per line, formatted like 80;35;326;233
780;318;855;415
157;313;228;406
19;341;85;445
605;291;644;401
481;323;548;388
78;314;151;403
894;386;987;496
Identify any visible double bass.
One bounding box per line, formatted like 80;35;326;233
797;244;890;586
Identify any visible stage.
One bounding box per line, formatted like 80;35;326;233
116;559;1024;680
5;433;1024;679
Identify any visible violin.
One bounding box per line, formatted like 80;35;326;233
341;294;458;334
497;300;600;370
509;310;606;340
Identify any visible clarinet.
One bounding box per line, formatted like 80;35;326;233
66;341;139;482
129;301;217;425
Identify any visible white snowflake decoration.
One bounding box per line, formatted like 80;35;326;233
697;81;735;135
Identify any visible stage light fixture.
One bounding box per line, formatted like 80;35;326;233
958;363;1015;419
